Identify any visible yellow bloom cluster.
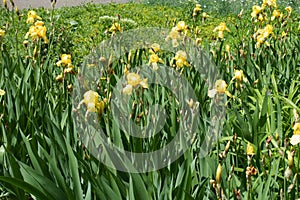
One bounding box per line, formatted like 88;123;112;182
213;22;230;39
253;24;274;48
123;73;148;95
249;1;296;49
251;0;292;23
166;21;188;47
55;54;76;81
148;43;164;70
25;11;48;44
173;50;189;68
192;3;209;23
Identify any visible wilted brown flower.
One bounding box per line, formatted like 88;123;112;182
246;165;258;177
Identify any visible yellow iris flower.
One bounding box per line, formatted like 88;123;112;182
122;84;133;95
215;80;228;94
254;24;274;48
174;50;190;68
193;4;202;17
214;22;230;32
271;10;281;21
25;20;49;43
109;22;122;35
281;31;287;38
251;5;263;18
208;79;232;98
213;22;230;39
149;43;161;54
0;29;5;38
234;70;244;83
165;27;181;47
77;90;105;115
202;12;209;20
290;123;300;145
246;142;255;155
149;53;164;70
149;54;160;63
262;0;277;8
56;54;72;67
26;10;42;24
175;21;188;32
123;73;148;95
285;6;292;14
127;73;142;87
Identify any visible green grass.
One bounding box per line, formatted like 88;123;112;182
0;0;300;199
